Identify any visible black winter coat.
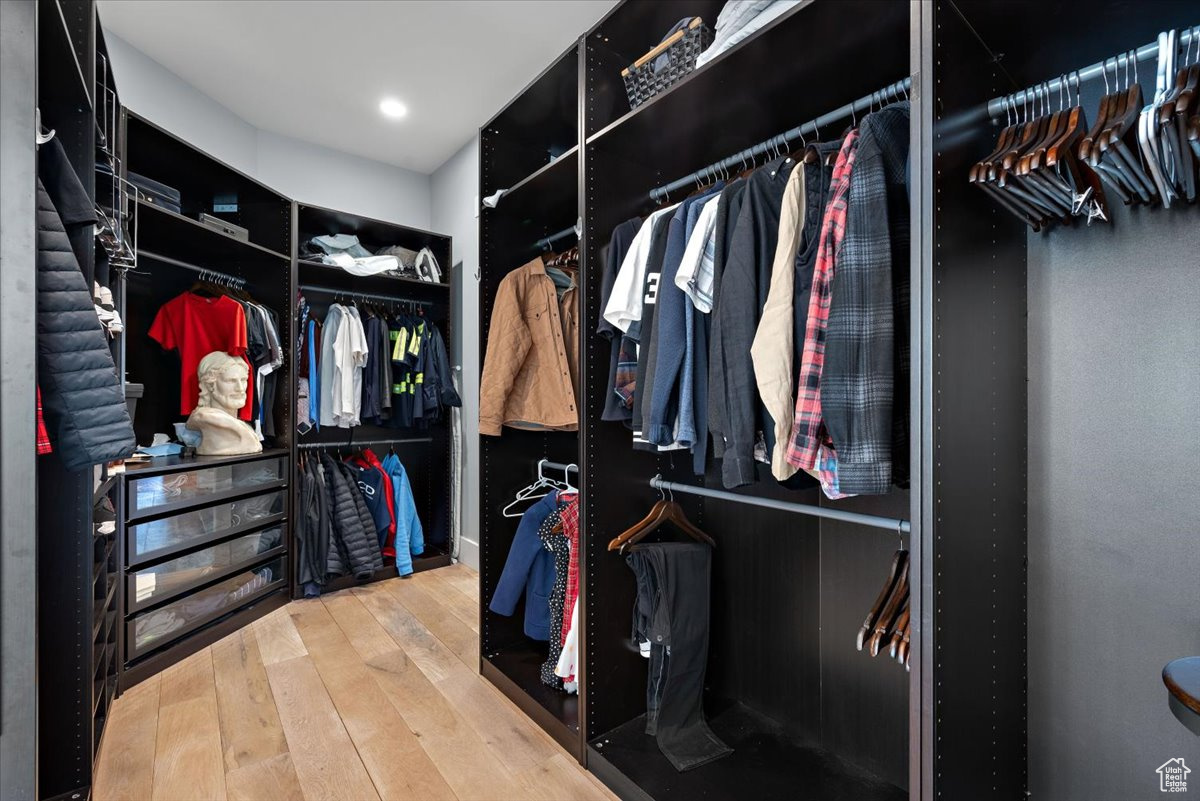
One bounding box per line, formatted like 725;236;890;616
321;454;380;578
36;142;135;472
317;459;348;578
297;459;329;588
336;461;384;576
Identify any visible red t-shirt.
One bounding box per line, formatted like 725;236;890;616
148;293;253;419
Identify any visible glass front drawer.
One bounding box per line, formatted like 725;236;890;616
130;525;284;610
129;457;286;517
129;557;284;657
129;490;285;563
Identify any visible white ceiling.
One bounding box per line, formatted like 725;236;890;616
97;0;617;174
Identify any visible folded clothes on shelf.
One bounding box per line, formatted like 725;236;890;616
128;171;182;213
301;233;443;283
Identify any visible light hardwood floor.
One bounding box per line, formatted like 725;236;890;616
94;563;616;801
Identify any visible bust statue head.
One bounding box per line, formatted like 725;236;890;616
196;351;249;416
186;351;261;456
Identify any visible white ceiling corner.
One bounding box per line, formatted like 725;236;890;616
97;0;617;174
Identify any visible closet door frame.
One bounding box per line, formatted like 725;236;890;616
0;1;40;797
911;3;933;799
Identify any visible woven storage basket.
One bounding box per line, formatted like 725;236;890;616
622;17;713;110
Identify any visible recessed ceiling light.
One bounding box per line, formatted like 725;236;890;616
379;98;408;119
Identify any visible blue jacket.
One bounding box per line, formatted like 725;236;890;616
488;491;558;641
345;460;391;547
381;453;425;576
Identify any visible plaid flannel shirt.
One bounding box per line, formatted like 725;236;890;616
822;103;911;495
786;130;860;472
559;496;580;649
36;388;51;454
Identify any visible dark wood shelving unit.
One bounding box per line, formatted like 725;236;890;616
585;1;904;175
480;3;919;799
291;202;456;598
478;37;585;763
134;198;291;262
124;111;292;254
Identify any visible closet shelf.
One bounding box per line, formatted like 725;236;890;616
134;198;290;264
297;259;450;292
482;644;580;754
589;704;907;801
490;145;578;208
585;0;907;175
320;547;453;594
485;146;579;229
120;447;290;479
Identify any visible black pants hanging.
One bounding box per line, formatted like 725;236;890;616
625;542;732;771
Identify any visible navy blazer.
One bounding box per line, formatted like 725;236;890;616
488;491;559;641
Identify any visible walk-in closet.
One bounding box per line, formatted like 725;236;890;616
2;1;1197;800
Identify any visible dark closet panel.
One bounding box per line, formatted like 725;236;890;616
934;2;1200;797
1026;172;1200;801
36;1;100;796
820;493;911;789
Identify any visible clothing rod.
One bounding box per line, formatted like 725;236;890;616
648;77;912;201
299;284;435;307
539;460;578;473
535;225;578;251
297;437;432;449
986;25;1198;118
137;249;246;286
649;475;911;533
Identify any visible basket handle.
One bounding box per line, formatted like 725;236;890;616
621;17;702;77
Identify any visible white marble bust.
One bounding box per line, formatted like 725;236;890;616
185;351;262;456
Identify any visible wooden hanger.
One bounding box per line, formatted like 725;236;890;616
856;549;908;651
607;482;715;554
1095;51;1157;203
867;560;909;657
888;603;910;659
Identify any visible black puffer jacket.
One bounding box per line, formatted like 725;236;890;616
321;453;379;578
36;145;135;471
297;459;329;589
319;456;350;577
336;460;384;575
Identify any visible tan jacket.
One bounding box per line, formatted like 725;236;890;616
480;257;578;435
750;164;805;479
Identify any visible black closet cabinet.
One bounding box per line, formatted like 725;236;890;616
291;201;456;591
478;1;1200;800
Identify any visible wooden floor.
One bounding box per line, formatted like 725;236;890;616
94;563;616;801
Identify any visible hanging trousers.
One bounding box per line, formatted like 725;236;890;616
625;542;732;771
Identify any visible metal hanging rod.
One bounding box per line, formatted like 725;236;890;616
298;436;432;450
136;249;247;288
649;77;912;202
299;284;435;308
534;221;581;252
649;475;911;533
987;25;1199;118
540;459;579;473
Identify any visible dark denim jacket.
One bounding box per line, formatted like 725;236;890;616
488;491;559;641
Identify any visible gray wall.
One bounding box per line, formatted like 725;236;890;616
431;137;480;569
105;32;432;228
1027;203;1200;801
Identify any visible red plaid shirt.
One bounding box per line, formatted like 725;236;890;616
559;495;580;653
786;131;859;471
36;388;52;455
